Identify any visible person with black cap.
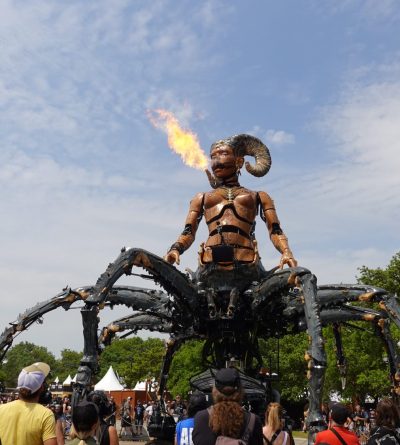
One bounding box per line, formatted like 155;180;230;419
315;403;360;445
0;362;57;445
192;368;263;445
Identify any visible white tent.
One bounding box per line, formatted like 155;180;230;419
63;375;72;385
133;378;155;391
94;366;124;391
133;380;147;391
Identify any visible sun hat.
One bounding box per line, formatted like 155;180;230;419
17;362;50;394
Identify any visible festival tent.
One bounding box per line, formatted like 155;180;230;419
94;366;133;406
94;366;124;391
63;375;72;386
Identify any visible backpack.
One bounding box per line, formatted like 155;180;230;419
208;407;256;445
263;429;283;445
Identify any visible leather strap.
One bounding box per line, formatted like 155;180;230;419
329;427;347;445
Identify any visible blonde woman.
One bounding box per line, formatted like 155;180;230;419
69;401;99;445
263;403;289;445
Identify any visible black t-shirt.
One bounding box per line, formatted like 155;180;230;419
367;426;400;445
192;408;263;445
135;404;145;419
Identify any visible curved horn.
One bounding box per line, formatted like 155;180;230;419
234;134;271;177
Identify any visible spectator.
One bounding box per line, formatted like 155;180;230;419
0;361;57;445
144;400;155;427
69;401;99;445
134;399;145;435
170;394;187;420
87;390;119;445
108;396;117;426
54;403;65;445
367;398;400;445
175;391;207;445
120;396;135;438
352;404;369;436
315;403;360;445
263;403;290;445
193;368;263;445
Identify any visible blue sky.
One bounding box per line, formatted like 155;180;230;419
1;0;399;357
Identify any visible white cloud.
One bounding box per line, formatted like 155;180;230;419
247;125;295;147
314;62;400;212
265;129;295;145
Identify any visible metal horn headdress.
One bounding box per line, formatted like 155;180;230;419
206;134;272;188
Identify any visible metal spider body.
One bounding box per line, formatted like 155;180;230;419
1;246;399;443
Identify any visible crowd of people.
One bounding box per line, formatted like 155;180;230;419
0;362;399;445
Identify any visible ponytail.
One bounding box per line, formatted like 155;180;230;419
265;403;283;431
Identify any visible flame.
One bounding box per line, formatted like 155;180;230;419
148;109;208;170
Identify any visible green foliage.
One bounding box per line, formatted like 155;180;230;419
98;337;165;388
357;251;400;295
168;340;205;398
306;251;400;403
323;326;390;403
260;335;309;402
2;342;57;387
53;349;83;382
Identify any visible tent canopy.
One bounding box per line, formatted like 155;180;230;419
94;366;124;391
63;375;72;385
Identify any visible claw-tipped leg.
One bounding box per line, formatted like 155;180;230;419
300;273;327;442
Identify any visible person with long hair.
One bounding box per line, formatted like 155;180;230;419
69;401;99;445
367;398;400;445
263;403;289;445
192;368;263;445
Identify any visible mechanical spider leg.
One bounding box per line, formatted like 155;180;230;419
87;248;198;317
158;336;186;401
0;287;90;361
300;272;327;437
374;319;400;398
99;313;173;347
380;294;400;329
332;323;347;389
73;305;100;406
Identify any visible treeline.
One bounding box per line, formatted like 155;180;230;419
0;252;399;404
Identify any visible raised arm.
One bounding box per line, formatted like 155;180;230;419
258;191;298;268
164;192;204;265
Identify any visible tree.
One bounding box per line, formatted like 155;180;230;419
323;326;391;403
2;342;56;387
98;337;165;388
53;349;83;382
168;340;204;397
258;335;309;403
357;251;400;295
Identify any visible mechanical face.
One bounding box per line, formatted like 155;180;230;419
210;144;243;179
